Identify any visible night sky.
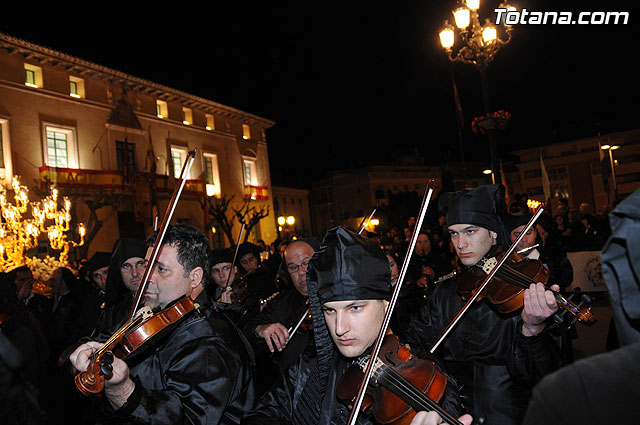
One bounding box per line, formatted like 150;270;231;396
2;1;638;188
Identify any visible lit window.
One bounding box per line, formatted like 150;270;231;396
47;131;69;168
0;119;12;181
156;100;168;118
25;69;35;86
171;146;189;178
24;64;43;88
243;158;257;185
69;76;85;98
205;114;215;131
0;122;5;168
182;107;192;125
203;153;221;197
42;124;78;168
242;124;251;140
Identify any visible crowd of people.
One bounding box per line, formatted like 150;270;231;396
0;184;637;425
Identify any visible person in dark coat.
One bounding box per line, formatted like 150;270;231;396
8;266;52;332
235;242;280;302
242;226;470;425
242;238;318;397
65;252;111;351
69;224;255;425
403;185;563;425
505;212;576;364
0;274;49;392
522;188;640;425
92;238;147;337
208;248;260;324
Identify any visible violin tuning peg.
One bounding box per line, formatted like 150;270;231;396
552;313;564;325
102;351;114;365
100;362;113;377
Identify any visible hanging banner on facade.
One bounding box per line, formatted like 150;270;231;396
39;166;205;196
567;251;607;292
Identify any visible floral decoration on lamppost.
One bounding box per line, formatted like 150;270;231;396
471;110;512;135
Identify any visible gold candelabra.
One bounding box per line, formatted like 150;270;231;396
0;177;85;271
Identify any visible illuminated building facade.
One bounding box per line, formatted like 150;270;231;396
0;33;276;256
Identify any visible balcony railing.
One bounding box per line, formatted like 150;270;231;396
39;165;204;196
39;166;271;201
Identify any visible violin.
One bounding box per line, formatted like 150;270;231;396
74;150;197;397
430;207;594;355
338;334;471;425
457;245;596;326
74;296;196;396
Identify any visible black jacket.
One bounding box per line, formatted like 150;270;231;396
243;288;312;373
242;338;461;425
101;292;255;425
403;269;562;425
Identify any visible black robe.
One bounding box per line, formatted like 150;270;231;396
522;342;640;425
242;340;462;425
243;288;312;374
403;269;562;425
99;292;255;425
242;288;313;397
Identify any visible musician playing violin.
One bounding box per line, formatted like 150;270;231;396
403;184;563;425
242;226;471;425
209;248;260;323
69;224;255;425
242;238;318;396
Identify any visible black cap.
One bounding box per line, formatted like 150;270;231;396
110;238;147;268
309;226;391;304
236;242;260;262
210;248;234;267
504;213;534;233
439;184;509;245
88;251;111;271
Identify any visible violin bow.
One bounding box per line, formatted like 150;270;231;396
429;206;544;354
355;207;377;234
347;179;436;425
127;149;197;321
225;223;246;289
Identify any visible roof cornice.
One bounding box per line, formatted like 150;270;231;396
0;32;275;128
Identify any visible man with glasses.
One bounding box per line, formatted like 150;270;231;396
242;238;319;396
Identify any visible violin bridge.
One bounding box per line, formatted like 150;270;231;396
481;257;497;274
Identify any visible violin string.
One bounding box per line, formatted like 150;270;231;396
93;318;137;358
376;364;462;425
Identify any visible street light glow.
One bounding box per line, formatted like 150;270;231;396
277;216;285;226
466;0;480;11
482;24;497;44
439;24;455;49
286;216;295;225
453;7;471;29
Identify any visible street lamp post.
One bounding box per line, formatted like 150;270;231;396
439;0;515;184
601;144;619;200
